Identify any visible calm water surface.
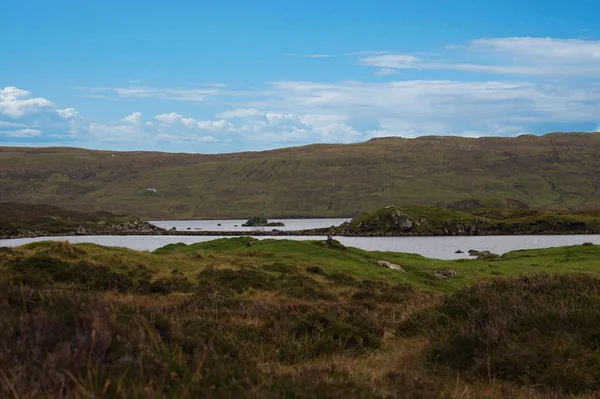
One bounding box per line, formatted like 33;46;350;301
2;232;600;260
149;218;350;232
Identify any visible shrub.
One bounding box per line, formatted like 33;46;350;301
197;267;276;293
326;272;357;286
305;265;325;274
0;284;262;398
263;262;298;274
398;274;600;394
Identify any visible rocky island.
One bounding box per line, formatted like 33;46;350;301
334;200;600;236
242;216;285;227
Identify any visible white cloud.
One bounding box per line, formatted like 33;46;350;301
0;120;26;128
470;37;600;61
57;108;79;119
218;108;262;118
358;37;600;76
121;112;143;124
3;128;43;137
79;85;222;101
88;112;223;146
0;87;82;142
374;68;399;76
359;54;419;69
4;36;600;152
0;87;56;118
155;112;183;124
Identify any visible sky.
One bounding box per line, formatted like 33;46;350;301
1;0;600;153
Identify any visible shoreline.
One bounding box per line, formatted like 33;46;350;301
2;229;600;240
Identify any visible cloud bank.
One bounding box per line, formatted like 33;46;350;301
2;37;600;152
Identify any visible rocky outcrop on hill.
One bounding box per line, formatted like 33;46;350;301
0;203;165;239
332;205;600;237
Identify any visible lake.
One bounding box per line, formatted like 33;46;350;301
2;233;600;260
148;218;351;232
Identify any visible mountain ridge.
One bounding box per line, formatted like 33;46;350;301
1;132;600;218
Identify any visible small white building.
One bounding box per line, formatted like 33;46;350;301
146;188;158;194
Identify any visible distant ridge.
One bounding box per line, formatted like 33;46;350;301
1;132;600;219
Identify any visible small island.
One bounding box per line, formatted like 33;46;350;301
333;199;600;236
241;216;285;227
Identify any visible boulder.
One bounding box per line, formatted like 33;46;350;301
390;211;414;231
377;260;405;271
433;269;457;279
468;249;500;259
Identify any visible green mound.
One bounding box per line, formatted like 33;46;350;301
337;205;600;235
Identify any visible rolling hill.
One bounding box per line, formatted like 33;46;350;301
1;132;600;219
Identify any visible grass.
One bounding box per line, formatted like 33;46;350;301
0;202;157;237
3;238;600;397
337;205;600;235
2;132;600;219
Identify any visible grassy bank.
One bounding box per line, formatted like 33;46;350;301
337;205;600;236
2;238;600;397
0;202;163;238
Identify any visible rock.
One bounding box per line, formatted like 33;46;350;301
433;269;457;279
468;249;500;259
455;250;464;254
76;226;86;235
242;217;285;227
377;260;405;271
391;211;414;231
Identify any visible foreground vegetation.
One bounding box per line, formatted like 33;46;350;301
2;132;600;218
2;238;600;397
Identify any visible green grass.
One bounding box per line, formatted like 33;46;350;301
2;132;600;219
3;238;600;397
8;237;600;293
338;205;600;235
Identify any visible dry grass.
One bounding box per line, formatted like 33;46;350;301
4;240;600;397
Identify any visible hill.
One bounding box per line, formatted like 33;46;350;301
1;132;600;219
0;202;163;238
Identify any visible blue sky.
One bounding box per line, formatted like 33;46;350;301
2;0;600;153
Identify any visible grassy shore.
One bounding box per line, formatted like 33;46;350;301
2;238;600;397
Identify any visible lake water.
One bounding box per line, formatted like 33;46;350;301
149;218;351;232
2;233;600;260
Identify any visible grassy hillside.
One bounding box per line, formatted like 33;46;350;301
2;238;600;397
2;132;600;219
0;202;162;238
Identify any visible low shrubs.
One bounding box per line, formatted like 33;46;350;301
398;274;600;394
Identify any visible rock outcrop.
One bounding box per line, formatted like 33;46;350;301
377;260;405;271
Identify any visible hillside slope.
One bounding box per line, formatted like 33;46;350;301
0;202;163;238
1;132;600;218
